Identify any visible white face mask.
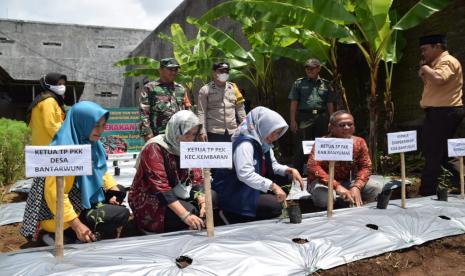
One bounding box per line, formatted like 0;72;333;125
49;84;66;95
217;73;229;82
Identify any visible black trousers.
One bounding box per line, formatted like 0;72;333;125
79;185;130;239
163;190;218;233
207;130;231;142
293;113;329;174
420;107;465;196
223;194;282;224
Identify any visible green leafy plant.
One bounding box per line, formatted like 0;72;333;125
197;0;450;171
86;202;105;239
438;166;453;189
0;118;31;187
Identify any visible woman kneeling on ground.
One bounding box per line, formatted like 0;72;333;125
212;106;303;223
21;101;129;244
129;110;207;233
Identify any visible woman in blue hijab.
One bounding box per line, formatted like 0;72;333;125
21;101;129;244
212;107;304;223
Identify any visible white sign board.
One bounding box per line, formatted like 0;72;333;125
180;142;232;169
314;138;353;161
25;145;92;177
387;131;417;154
302;140;315;155
448;138;465;157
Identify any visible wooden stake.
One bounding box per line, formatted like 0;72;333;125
460;156;464;199
55;176;64;260
327;161;335;217
400;152;406;209
203;169;214;237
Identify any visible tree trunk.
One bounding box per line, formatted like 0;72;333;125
383;89;394;133
368;65;379;173
331;72;350;112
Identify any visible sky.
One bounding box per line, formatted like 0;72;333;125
0;0;184;30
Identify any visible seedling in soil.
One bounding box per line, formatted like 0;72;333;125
86;202;105;241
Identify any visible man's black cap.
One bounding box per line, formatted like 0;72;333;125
160;58;180;68
419;34;447;46
212;62;230;71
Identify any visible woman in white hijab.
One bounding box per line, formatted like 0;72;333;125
212;106;303;223
129;110;206;233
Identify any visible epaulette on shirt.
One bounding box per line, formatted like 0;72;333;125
294;77;304;84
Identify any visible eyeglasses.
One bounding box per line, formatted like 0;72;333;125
336;122;354;128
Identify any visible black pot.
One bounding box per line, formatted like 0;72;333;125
114;167;120;176
287;204;302;224
113;160;118;167
376;189;392;209
437;188;448;201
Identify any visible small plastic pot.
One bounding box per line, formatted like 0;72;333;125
114;167;120;176
376;189;392;209
287;204;302;224
437;188;448;201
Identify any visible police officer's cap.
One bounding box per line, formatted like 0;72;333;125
212;62;230;71
419;34;447;46
160;58;180;68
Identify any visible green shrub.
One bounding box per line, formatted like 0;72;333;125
0;118;31;186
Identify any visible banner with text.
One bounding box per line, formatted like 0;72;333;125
314;138;353;161
180;142;232;168
101;108;144;154
448;138;465;157
387;131;417;154
25;145;92;177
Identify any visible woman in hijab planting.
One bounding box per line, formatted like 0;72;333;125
21;101;129;244
26;73;68;146
129;110;207;233
212;106;303;223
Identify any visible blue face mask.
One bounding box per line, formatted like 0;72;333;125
261;143;271;153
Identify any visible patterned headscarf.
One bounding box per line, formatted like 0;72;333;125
51;101;109;209
141;110;201;158
231;106;288;152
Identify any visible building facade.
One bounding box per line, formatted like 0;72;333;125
0;19;150;120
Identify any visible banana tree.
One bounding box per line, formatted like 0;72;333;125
196;0;356;108
188;19;299;107
196;0;450;170
194;0;352;108
116;23;248;98
340;0;450;170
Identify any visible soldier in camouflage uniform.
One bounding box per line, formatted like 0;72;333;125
289;58;336;175
139;58;191;141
